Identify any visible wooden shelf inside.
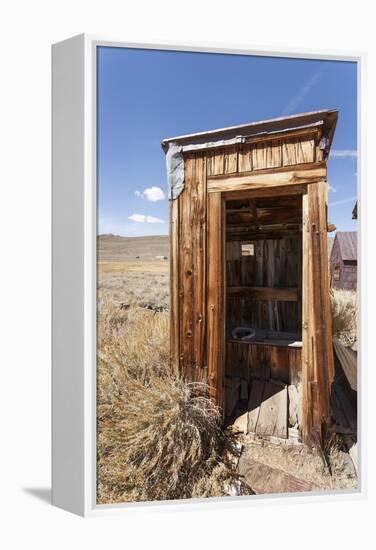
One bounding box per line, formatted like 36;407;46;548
227;286;298;301
227;338;302;348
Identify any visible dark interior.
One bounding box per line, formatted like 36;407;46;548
225;193;303;345
224;192;303;432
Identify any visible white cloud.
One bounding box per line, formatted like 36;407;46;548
328;184;337;193
329;195;357;207
282;70;324;116
134;186;166;202
330;150;358;158
128;213;165;224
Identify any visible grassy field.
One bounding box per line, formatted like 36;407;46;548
96;234;357;504
97;235;247;503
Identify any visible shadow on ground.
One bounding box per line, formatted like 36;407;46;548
23;488;51;504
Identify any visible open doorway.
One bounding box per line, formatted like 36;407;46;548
224;192;303;440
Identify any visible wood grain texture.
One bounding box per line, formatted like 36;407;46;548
223;183;307;201
227;286;298;301
301;180;334;445
333;338;357;391
177;154;207;382
169;198;180;373
256;381;287;438
282;137;315;166
208;167;326;193
226;237;301;333
207;192;225;410
226;341;301;386
169;120;334;448
247;380;265;433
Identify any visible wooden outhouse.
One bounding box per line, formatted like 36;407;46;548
162;110;338;446
330;231;357;290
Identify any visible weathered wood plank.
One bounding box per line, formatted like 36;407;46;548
238;457;316;494
247;380;265;433
208;167;326;193
191;154;207;380
207;192;225;410
256;381;287;438
270;346;290;384
211;161;324;181
223;183;307;201
252;140;282;170
224;145;238;174
333;337;357;391
238;143;253;172
288;384;299;427
169;197;180;373
273;384;288;438
178;155;194;379
177;154;208;383
282;137;315;166
227;286;298;301
248;344;271;380
301;179;334;445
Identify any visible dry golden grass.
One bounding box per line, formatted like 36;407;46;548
98;262;169;311
98;260;169;276
97;301;249;504
330;288;357;347
96;252;357;503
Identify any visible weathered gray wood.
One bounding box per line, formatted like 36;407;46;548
333;338;357;391
288;384;299;427
208;166;326;193
247;380;265;433
256;381;287;438
273;384;288;438
238;457;316;494
227;286;298;301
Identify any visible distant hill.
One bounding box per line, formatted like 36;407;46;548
97;234;169;261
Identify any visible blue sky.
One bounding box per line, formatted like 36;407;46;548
97;47;357;237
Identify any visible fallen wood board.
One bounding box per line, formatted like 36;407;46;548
331;383;357;434
247;380;265;433
288;384;299;427
334;383;357;433
256;381;288;438
333;338;357;391
238;457;316;494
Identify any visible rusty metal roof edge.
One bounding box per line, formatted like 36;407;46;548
161;109;338;152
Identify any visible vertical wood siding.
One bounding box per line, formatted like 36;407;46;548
302;181;334;444
206;135;316;177
176;153;207;383
170;129;333;439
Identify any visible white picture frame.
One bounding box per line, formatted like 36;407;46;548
52;34;366;517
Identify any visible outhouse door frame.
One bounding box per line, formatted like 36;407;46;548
206;169;334;445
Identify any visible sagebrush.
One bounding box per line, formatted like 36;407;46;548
330;288;357;347
97;301;247;503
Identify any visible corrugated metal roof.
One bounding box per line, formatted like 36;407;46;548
336;231;357;262
161;109;338;152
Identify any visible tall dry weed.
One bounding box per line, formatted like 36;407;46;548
97;302;245;503
330;289;357;347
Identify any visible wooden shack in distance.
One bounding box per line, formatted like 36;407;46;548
162;110;338;446
330;231;357;290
